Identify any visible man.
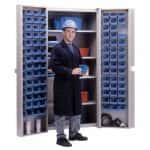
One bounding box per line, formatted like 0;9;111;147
51;20;88;147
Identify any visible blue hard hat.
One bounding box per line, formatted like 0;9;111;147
62;19;78;30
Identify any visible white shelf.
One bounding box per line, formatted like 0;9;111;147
79;75;96;79
48;29;96;33
82;101;96;105
81;56;96;60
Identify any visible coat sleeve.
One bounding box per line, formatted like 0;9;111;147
50;46;72;76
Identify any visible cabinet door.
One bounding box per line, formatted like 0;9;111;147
99;9;134;128
16;5;48;136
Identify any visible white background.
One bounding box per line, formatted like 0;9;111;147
0;0;149;149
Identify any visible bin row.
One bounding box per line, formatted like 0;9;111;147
23;86;47;95
102;12;127;25
102;89;127;97
24;101;47;110
23;39;47;47
23;9;46;17
102;47;127;54
102;97;127;104
23;79;46;87
23;56;47;64
23;32;46;39
101;68;127;75
23;70;47;79
24;108;46;117
23;48;47;56
102;76;126;83
23;63;47;71
23;16;46;24
24;94;46;102
102;104;126;110
23;24;46;32
102;82;127;90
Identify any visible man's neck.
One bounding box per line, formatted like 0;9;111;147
64;39;72;44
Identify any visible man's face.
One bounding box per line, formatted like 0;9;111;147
63;28;76;43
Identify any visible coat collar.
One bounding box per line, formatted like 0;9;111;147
60;39;76;49
60;39;77;56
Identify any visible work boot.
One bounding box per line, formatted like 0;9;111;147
69;133;88;141
56;137;72;147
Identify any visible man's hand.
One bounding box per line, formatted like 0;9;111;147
72;68;81;75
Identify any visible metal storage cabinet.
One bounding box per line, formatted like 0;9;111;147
16;5;134;137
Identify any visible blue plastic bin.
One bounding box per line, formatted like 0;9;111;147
40;39;46;46
118;77;126;83
39;24;46;31
110;77;117;83
39;32;46;39
118;61;127;69
110;32;117;39
109;98;118;105
23;24;33;31
24;57;33;63
40;80;46;86
102;90;110;97
24;95;33;102
118;98;126;105
110;25;117;31
110;68;117;75
23;40;33;47
110;17;117;25
23;71;33;79
40;63;47;69
33;40;40;47
118;47;127;54
103;25;109;31
102;77;110;83
23;9;33;16
118;54;127;61
110;39;117;46
33;17;40;24
110;54;117;62
102;68;110;75
32;24;39;31
118;90;126;97
118;83;126;90
23;17;33;23
24;87;33;95
110;47;117;54
33;10;41;16
33;80;41;86
110;90;117;97
102;83;110;90
32;32;40;39
23;49;33;56
24;64;33;71
33;71;41;77
23;32;33;39
24;80;33;87
110;61;117;68
33;101;40;109
118;68;127;75
33;63;41;70
102;97;110;103
118;13;127;25
40;17;46;24
102;61;109;68
25;102;33;109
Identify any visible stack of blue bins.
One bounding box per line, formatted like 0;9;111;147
23;7;47;118
101;11;128;110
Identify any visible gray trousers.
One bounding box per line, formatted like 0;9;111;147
54;115;81;139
